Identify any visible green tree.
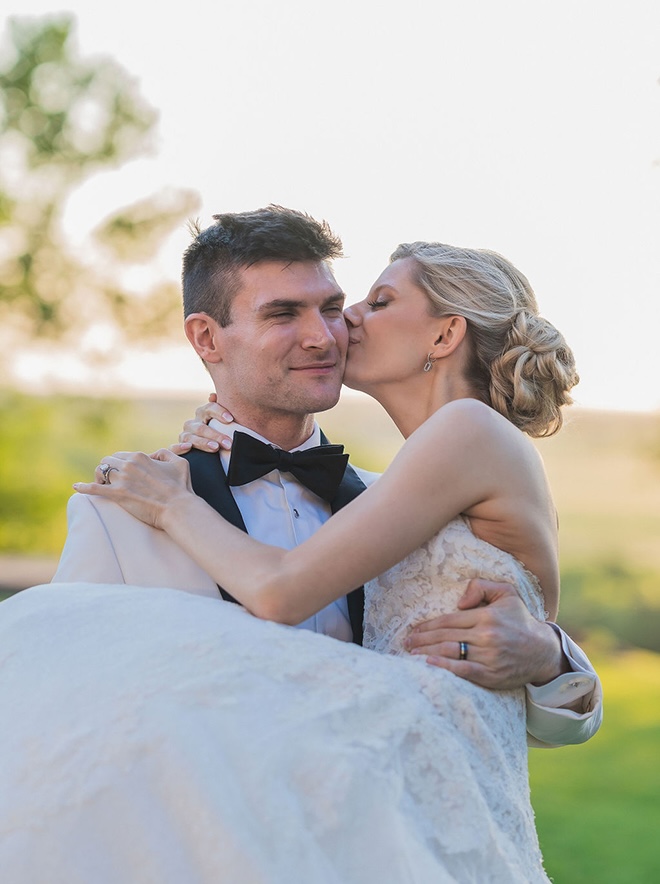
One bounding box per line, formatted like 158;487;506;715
0;14;198;351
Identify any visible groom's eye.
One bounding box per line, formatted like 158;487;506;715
267;310;296;320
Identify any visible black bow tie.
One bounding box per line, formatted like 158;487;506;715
227;431;349;503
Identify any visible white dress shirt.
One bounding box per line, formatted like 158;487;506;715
214;419;353;642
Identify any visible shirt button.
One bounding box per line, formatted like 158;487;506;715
293;508;300;519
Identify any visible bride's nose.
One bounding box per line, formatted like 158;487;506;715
343;303;362;328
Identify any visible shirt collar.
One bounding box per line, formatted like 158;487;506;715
211;419;322;458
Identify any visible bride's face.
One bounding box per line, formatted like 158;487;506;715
343;257;441;394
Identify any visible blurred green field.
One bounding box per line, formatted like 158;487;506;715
530;649;660;883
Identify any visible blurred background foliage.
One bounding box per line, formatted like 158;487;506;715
0;14;659;884
0;14;198;354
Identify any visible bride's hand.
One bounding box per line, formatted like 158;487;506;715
170;393;235;454
73;449;194;530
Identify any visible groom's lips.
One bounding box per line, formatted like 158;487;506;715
290;362;337;373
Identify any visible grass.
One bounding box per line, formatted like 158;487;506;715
529;649;660;882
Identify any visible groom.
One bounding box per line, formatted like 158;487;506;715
54;205;601;748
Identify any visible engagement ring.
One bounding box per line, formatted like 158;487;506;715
99;463;118;484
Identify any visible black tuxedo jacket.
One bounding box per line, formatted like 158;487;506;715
182;432;367;645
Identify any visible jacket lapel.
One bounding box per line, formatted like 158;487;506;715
182;449;245;604
183;436;368;645
321;431;368;645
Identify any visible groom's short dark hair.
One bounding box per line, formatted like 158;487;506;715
182;205;343;326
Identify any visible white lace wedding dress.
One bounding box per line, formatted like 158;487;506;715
0;518;549;883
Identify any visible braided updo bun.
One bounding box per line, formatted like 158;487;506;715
390;242;579;437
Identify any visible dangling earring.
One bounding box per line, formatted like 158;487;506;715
424;335;443;372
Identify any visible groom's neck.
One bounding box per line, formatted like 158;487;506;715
229;408;316;451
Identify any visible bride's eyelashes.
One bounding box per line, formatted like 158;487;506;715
366;299;389;309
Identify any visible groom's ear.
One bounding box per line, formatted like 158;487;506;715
184;313;224;364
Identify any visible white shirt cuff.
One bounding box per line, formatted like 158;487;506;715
525;623;603;747
526;622;598;711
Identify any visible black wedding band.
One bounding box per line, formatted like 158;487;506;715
459;641;468;661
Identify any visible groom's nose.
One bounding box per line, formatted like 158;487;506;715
299;311;339;349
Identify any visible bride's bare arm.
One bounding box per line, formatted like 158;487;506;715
75;399;558;626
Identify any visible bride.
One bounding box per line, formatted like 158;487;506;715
1;239;579;882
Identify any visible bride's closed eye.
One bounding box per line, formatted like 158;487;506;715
366;299;389;309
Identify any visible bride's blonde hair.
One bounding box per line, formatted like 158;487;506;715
391;242;579;437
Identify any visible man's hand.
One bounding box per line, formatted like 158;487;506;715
405;579;571;690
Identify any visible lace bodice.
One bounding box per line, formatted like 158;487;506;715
364;516;547;655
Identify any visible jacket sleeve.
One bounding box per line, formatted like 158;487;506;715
51;495;125;584
526;624;603;748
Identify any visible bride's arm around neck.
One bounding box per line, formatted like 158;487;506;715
152;398;560;623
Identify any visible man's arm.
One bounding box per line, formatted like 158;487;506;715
52;494;125;583
405;580;602;747
54;491;227;597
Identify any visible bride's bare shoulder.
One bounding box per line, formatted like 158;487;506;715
415;398;540;465
424;397;521;438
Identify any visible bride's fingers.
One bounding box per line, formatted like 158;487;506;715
148;448;193;490
149;448;181;462
93;451;168;487
170;441;193;454
93;454;126;485
177;397;234;453
74;480;111;496
195;399;234;426
94;464;108;484
178;420;232;452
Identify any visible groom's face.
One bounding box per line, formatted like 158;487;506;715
215;260;348;419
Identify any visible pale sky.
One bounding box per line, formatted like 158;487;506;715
4;0;660;411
